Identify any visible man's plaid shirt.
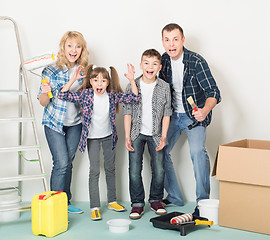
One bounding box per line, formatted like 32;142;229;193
159;47;221;129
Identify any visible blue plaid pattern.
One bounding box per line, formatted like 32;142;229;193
159;47;221;128
58;89;140;152
37;64;83;135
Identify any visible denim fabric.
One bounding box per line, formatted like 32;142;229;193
44;123;82;204
87;135;116;208
129;134;164;207
164;113;210;205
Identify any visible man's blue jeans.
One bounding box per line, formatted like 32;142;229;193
44;124;82;204
129;134;164;207
164;113;210;205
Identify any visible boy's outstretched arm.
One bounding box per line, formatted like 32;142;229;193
124;115;134;152
124;64;138;96
156;116;170;151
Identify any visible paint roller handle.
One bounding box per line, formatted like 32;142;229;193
194;219;214;226
41;78;53;98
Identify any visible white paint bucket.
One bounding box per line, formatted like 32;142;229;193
107;219;131;233
0;189;20;222
198;199;219;225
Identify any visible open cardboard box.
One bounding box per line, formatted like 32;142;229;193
212;139;270;235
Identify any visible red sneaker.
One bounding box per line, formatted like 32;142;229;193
129;206;144;219
151;201;167;215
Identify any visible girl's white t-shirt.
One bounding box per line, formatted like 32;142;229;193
140;78;156;136
171;54;185;113
88;91;112;139
64;66;82;126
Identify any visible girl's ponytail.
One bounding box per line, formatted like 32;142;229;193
109;66;123;113
109;66;123;93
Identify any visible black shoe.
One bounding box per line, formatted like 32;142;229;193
161;199;173;207
192;206;200;217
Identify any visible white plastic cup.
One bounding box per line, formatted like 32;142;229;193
107;219;131;233
198;199;219;225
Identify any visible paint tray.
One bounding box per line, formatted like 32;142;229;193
150;211;210;236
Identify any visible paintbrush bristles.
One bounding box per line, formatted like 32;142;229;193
187;96;196;108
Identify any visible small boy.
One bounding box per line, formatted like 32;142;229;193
123;49;172;219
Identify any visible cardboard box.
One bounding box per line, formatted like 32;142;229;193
212;139;270;235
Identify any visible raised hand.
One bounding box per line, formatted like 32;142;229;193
124;64;135;82
71;65;86;82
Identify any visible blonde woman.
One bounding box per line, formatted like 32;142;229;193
38;31;89;214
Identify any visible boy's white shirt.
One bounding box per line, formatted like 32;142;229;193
64;65;82;126
88;91;112;139
139;78;156;136
171;54;185;113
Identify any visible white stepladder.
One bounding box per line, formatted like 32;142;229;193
0;16;48;213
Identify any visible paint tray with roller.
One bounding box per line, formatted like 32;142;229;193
150;211;213;236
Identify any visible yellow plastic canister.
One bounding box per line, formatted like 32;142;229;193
31;191;68;238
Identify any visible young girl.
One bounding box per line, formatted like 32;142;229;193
58;64;139;220
38;31;89;214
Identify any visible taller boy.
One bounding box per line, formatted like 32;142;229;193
159;23;221;214
123;49;172;220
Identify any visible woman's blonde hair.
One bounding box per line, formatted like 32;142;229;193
80;64;123;112
56;31;89;72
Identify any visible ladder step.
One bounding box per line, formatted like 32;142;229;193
0;145;40;152
0;174;46;183
0;90;26;95
0;117;35;122
0;203;31;212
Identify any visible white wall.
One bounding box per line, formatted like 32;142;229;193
0;0;269;202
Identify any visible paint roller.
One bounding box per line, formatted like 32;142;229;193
170;213;214;226
24;53;56;98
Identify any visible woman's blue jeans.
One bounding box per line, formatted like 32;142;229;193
129;134;164;207
164;113;210;205
44;124;82;204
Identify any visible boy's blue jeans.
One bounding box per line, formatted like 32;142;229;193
164;112;210;205
129;134;164;207
44;124;82;204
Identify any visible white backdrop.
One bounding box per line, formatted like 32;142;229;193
0;0;269;203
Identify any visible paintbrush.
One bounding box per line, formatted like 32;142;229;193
187;96;198;111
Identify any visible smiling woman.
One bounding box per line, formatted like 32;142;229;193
56;31;89;71
37;31;89;214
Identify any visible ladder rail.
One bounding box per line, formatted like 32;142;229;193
0;16;48;193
